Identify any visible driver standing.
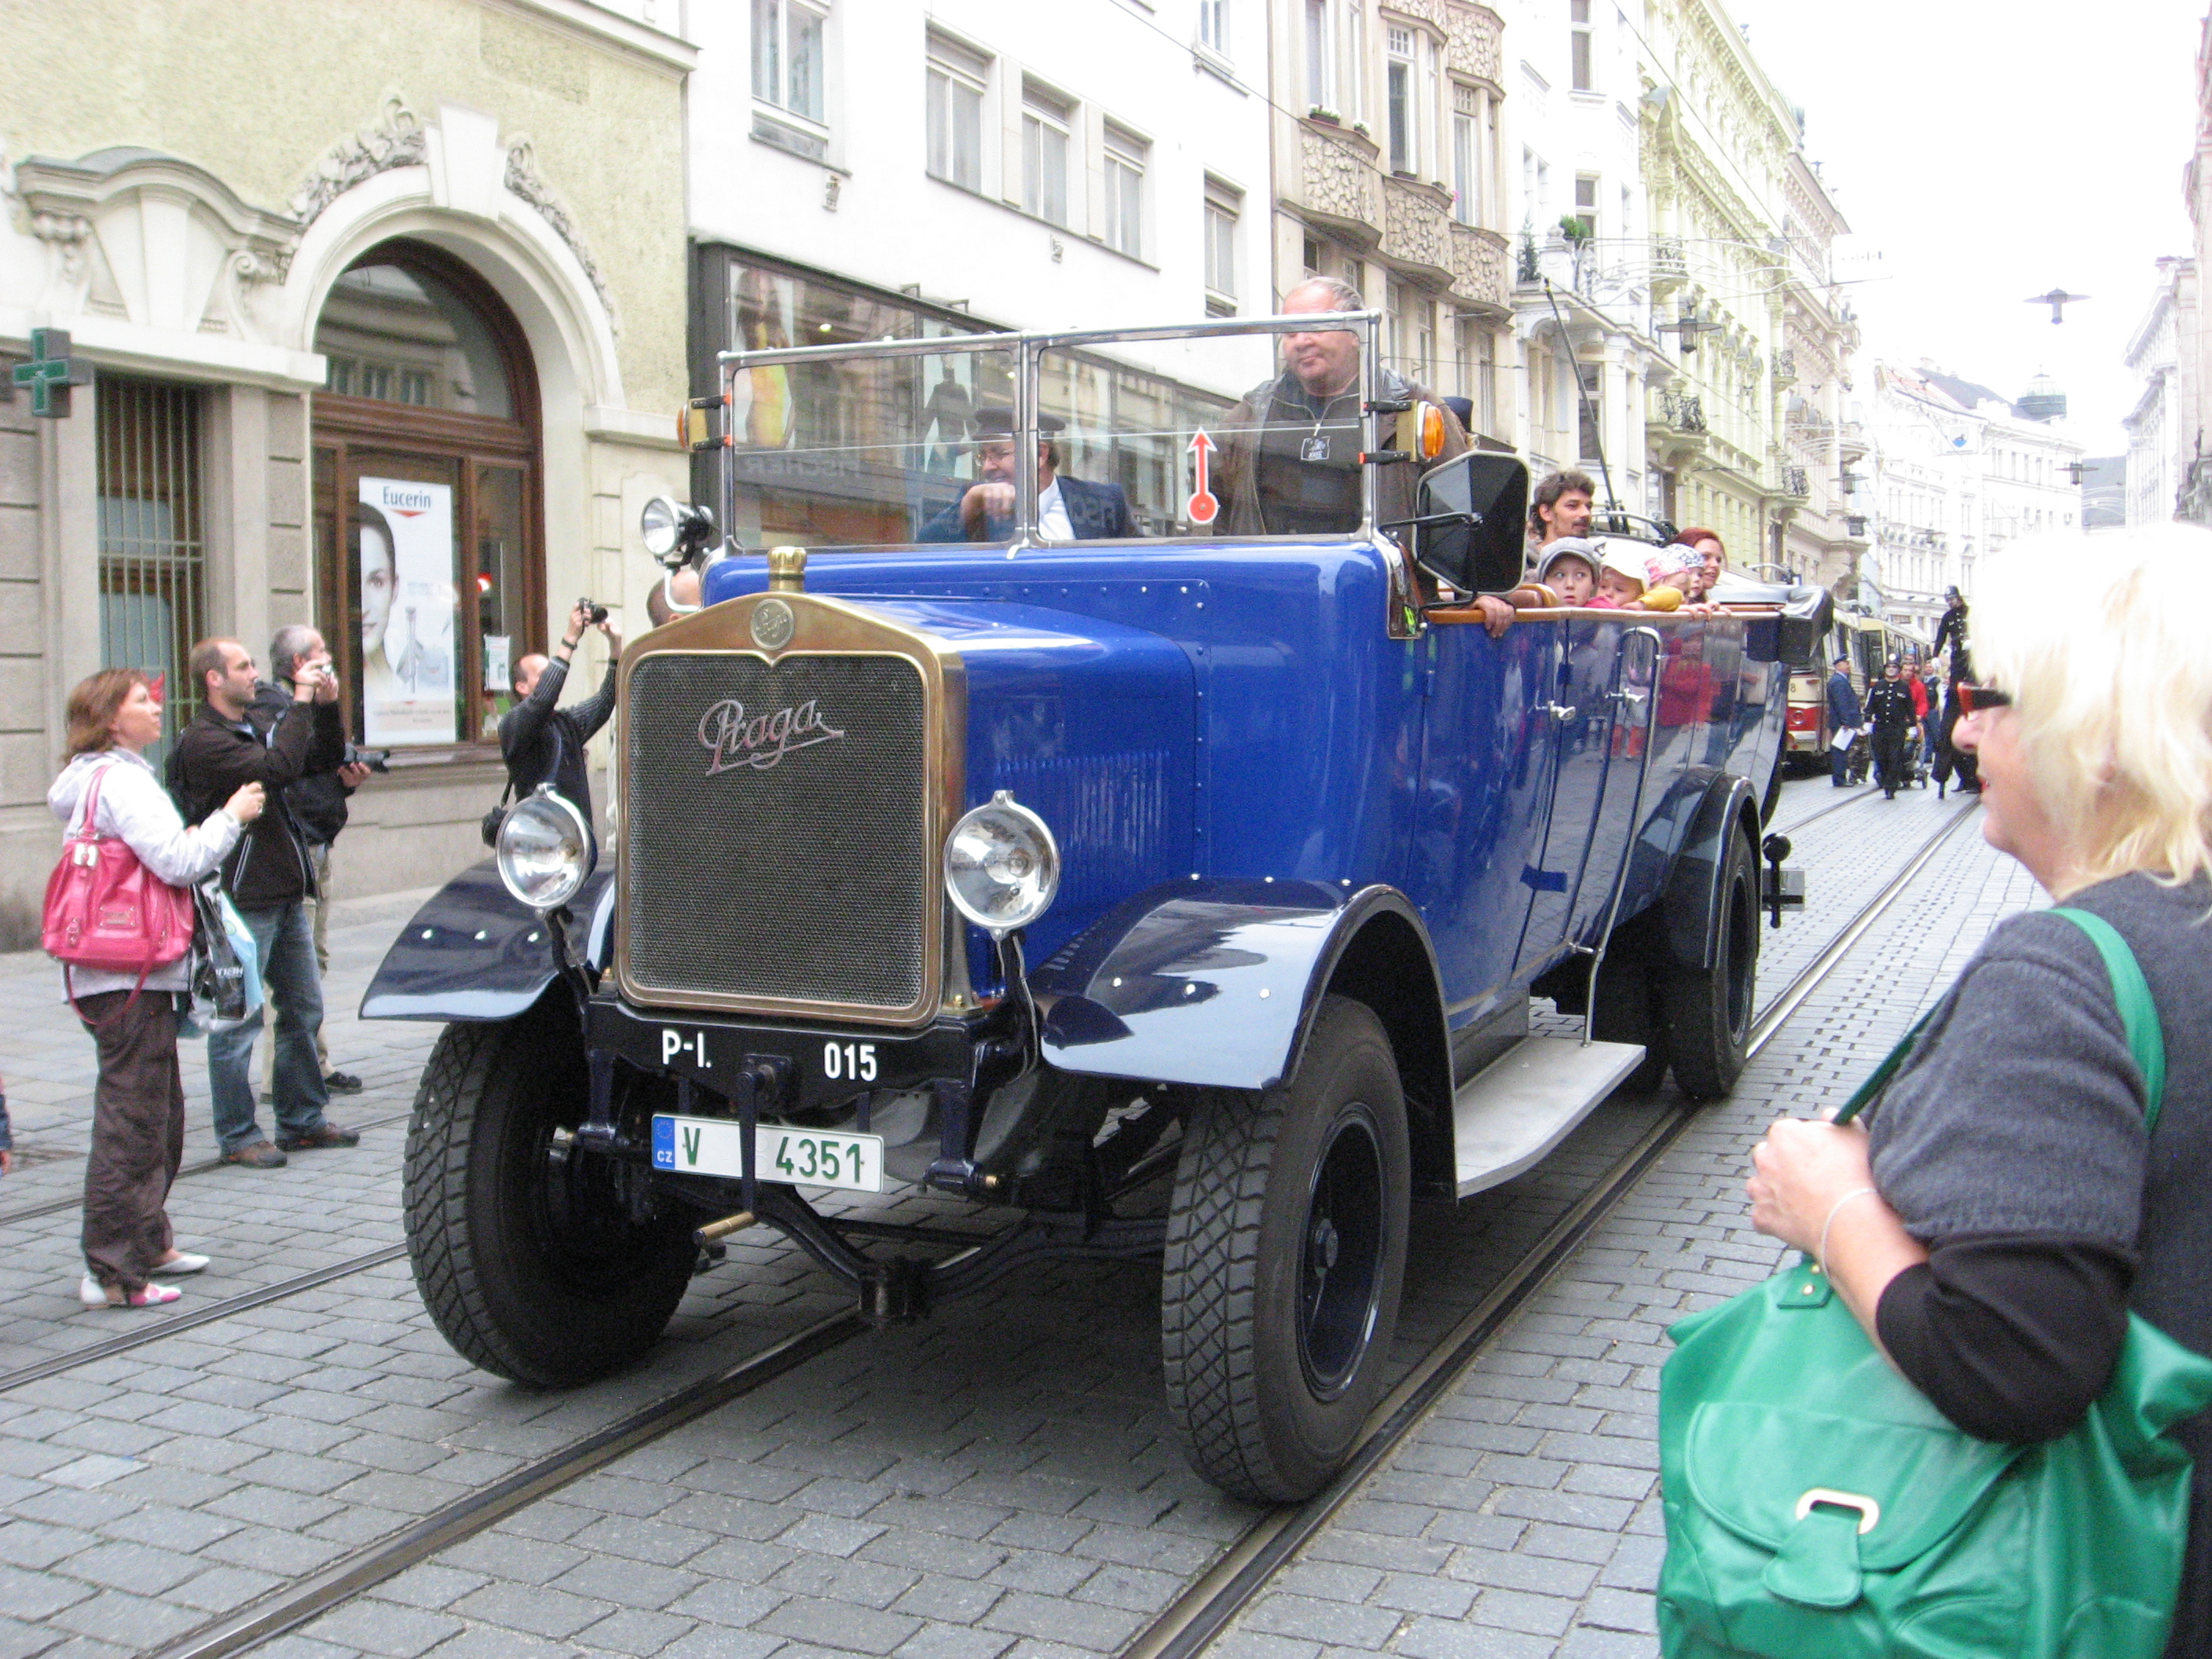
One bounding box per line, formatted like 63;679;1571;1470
1216;277;1468;541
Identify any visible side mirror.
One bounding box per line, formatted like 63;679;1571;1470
1776;587;1834;671
1412;453;1528;595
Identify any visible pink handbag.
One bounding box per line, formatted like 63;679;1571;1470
42;760;195;1020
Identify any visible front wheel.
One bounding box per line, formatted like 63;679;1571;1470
403;999;694;1386
1662;826;1760;1101
1161;995;1411;1503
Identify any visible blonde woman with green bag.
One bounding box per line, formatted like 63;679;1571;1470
1660;525;2212;1657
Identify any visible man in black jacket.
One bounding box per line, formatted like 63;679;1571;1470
170;636;357;1168
261;626;372;1097
1931;587;1979;793
501;600;620;822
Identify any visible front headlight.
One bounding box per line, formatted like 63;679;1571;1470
943;790;1060;937
639;496;683;559
640;496;715;566
497;786;596;911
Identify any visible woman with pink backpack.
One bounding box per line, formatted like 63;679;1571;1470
48;669;262;1309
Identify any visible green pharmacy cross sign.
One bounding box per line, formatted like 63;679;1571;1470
10;328;93;418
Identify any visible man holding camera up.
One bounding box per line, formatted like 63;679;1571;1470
501;599;620;822
170;634;360;1168
260;627;375;1098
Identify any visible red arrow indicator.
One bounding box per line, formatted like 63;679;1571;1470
1186;428;1220;526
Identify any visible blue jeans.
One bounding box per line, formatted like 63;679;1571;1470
210;902;330;1152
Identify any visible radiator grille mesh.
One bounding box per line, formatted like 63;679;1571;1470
623;652;931;1011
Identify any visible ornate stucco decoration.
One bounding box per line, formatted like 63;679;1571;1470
1381;178;1453;284
10;146;300;339
503;137;620;339
1298;126;1382;238
289;94;427;227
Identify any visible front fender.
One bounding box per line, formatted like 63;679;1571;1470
1029;878;1448;1101
361;860;614;1021
1658;772;1758;971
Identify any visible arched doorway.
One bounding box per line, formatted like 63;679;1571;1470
310;240;544;752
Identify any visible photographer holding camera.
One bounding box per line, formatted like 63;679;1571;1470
500;599;621;824
169;632;358;1168
260;627;378;1098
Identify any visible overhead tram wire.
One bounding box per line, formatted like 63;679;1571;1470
106;801;1983;1659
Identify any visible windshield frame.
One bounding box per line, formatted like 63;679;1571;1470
714;309;1386;554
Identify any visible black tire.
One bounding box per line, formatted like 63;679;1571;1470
1160;995;1411;1503
1589;933;1672;1096
1662;826;1760;1101
404;999;693;1386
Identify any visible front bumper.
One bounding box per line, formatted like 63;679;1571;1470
585;995;984;1115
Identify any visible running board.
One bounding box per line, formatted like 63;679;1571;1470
1452;1036;1650;1198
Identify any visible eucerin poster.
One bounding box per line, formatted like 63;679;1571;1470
358;477;456;745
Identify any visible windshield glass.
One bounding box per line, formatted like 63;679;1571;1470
1034;328;1364;540
718;317;1376;551
723;334;1015;551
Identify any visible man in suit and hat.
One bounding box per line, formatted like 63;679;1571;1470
916;407;1139;542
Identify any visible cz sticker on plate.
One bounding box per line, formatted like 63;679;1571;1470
650;1112;884;1194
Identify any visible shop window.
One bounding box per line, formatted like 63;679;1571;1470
97;375;206;760
312;244;540;751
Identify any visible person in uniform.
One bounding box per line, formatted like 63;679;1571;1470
1214;277;1467;543
915;408;1137;542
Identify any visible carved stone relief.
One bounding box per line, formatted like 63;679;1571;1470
10;148;298;341
504;137;620;339
288;94;427;227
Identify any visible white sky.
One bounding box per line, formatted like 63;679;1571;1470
1727;0;2201;456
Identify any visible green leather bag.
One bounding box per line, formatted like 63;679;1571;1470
1657;908;2212;1659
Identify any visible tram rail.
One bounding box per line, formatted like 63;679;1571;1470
101;797;1979;1659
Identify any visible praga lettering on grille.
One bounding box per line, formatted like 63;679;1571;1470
696;697;847;775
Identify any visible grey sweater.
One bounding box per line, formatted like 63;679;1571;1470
1869;870;2212;1652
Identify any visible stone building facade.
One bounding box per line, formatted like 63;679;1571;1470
0;0;694;942
1499;0;1670;512
1633;0;1852;576
1265;1;1515;443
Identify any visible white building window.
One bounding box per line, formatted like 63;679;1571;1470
1573;174;1599;242
1198;0;1229;56
1205;178;1240;313
1104;126;1147;258
925;35;987;192
1571;0;1595;92
1452;84;1481;225
753;0;827;124
1305;0;1331;108
1023;85;1073;226
1386;26;1418;174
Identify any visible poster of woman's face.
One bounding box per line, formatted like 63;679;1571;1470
360;518;395;661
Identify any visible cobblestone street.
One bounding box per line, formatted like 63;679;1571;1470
0;777;2043;1659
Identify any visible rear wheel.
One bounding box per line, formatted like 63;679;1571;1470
404;998;693;1386
1161;996;1410;1503
1663;827;1760;1101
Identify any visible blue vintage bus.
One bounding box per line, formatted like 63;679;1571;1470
370;313;1827;1503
